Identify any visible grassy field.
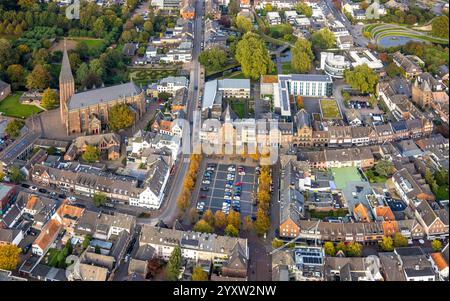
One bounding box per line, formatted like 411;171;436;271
0;93;42;118
320;99;341;119
230;101;246;118
129;68;178;85
68;37;105;50
365;23;449;45
331;167;363;190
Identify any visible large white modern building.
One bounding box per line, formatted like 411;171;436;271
273;74;333;117
320;52;350;79
347;49;384;70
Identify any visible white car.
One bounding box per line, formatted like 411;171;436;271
30;186;38;191
234;195;241;201
224;195;232;200
227;167;236;172
202;180;210;184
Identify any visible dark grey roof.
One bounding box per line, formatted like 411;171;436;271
391;120;408;132
395;246;425;257
145;157;170;197
59;44;74;84
68;82;142;110
295;110;312;129
0;79;10;90
404;267;435;278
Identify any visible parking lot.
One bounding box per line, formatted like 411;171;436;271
195;163;258;219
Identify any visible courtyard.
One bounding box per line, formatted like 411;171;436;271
331;166;364;190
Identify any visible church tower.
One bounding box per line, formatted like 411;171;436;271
59;39;75;124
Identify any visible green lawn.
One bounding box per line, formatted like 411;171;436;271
0;93;42;118
331;167;363;190
68;37;105;50
320;99;341;120
129;69;178;85
281;62;293;74
230;101;246;118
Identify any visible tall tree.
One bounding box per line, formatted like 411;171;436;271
6;64;26;90
26;64;50;91
166;246;182;281
0;244;21;271
202;209;215;228
324;242;336;256
40;88;58;109
293;2;313;17
193;220;213;233
431;15;449;39
227;209;240;230
311;28;336;50
393;233;408;248
82;145;100;163
379;236;394;252
235;15;253;33
92;192;107;207
224;224;239;237
214;210;227;229
344;64;378;94
108;103;135;131
192;266;208;281
254;208;270;236
0;38;18;73
236;32;274;80
5;120;25;139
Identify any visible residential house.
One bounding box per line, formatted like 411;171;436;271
415;200;448;239
392;52;422;79
0;80;11;101
392;168;435;206
279;187;305;238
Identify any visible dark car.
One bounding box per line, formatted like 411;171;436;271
58;193;66;199
22;244;32;254
21;183;30;189
38;188;48;194
200;187;209;191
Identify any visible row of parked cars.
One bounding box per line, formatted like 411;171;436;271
197;163;217;214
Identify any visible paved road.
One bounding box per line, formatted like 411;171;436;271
323;0;368;47
140;0;205;227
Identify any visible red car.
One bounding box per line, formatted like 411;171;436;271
235;182;242;186
200;194;207;199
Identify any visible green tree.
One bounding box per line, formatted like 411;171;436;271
214;210;227;229
311;28;336;50
82;145;100;163
40;88;58;109
291;38;314;73
192;266;208;281
92;192;107;207
393;232;408;248
431;15;449;39
236;32;274;80
344;64;378;94
193;220;213;233
235;15;253;33
108;103;135;131
375;160;394;178
8;166;25;184
431;240;442;252
0;244;22;271
346;242;362;257
336;242;346;253
224;224;239;237
5;119;25;139
6;64;25;90
379;236;394;252
294;2;313;17
324;242;336;256
254;208;270;236
272;238;284;248
228;0;240;18
166;246;182;281
0;38;18;73
26;64;50;91
82;235;92;249
198;46;228;72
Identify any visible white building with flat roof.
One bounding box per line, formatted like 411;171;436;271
348;49;383;70
320;52;350;79
267;11;282;25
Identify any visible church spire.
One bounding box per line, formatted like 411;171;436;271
59;37;75;126
59;38;74;84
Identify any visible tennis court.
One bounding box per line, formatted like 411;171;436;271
331;167;364;189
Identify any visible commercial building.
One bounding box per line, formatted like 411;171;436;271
347;49;383;70
320;52;350;79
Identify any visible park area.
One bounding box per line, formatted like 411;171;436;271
230;100;246;118
320;99;342;120
0;93;42;118
50;37;105;52
331;167;364;190
129;68;178;85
